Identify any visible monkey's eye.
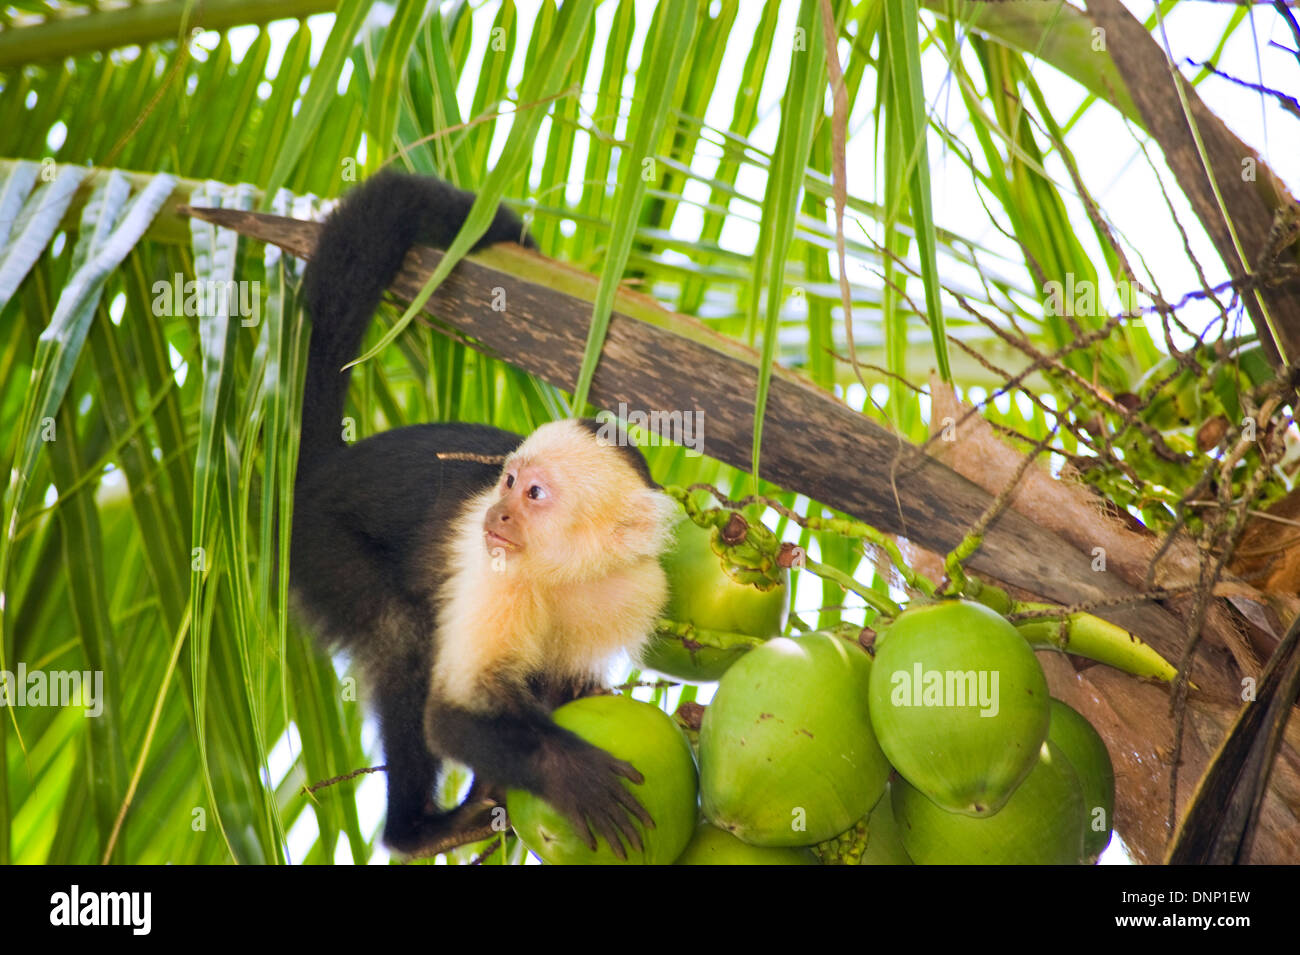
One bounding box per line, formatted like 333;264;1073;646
527;484;547;500
505;473;515;489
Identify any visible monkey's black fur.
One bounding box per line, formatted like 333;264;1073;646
292;171;653;855
299;170;535;473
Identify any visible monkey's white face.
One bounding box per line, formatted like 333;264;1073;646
473;420;677;583
482;460;557;556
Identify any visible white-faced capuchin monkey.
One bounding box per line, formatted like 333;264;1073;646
293;170;678;856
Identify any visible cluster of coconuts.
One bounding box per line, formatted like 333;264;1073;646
869;601;1115;864
507;522;1115;864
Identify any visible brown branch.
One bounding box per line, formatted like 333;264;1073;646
1187;57;1300;119
303;764;385;795
182;202;1223;665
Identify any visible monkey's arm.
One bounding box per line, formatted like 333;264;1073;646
425;696;654;858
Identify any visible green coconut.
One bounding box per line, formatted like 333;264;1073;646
642;520;787;682
700;633;892;846
507;695;698;864
892;740;1086;864
1048;698;1116;862
675;821;818;865
860;785;913;865
867;599;1050;816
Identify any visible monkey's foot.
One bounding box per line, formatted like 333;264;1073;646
384;793;504;858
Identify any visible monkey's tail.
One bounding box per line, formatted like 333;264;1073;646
298;170;534;475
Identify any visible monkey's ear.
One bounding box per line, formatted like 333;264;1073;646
617;489;680;559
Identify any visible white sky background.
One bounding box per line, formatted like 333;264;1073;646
226;0;1298;864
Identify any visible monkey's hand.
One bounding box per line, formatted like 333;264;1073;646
426;698;655;859
538;739;655;860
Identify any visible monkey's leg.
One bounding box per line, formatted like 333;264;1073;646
373;657;448;854
425;698;653;859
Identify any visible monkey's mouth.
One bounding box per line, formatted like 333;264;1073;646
484;530;520;551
